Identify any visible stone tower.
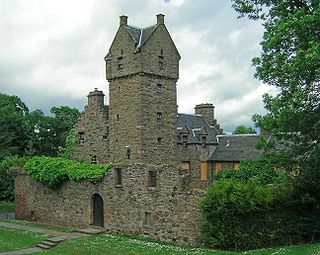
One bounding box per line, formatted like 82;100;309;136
105;14;180;165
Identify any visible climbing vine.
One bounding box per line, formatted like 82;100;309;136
24;156;112;188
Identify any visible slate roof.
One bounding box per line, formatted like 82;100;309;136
210;134;263;161
126;25;157;52
177;113;221;144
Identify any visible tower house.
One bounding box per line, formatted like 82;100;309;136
105;14;180;165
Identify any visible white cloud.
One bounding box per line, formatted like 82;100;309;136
0;0;271;131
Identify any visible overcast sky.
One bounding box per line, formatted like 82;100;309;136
0;0;277;133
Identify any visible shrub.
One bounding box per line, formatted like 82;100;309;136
24;156;112;188
0;156;28;201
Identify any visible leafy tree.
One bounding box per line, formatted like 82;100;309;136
231;1;320;174
232;124;257;134
0;93;30;157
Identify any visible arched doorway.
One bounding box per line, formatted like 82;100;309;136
92;193;104;227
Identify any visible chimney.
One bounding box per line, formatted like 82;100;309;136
194;104;216;126
156;14;165;25
87;88;105;109
119;15;128;26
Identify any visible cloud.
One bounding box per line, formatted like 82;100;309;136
0;0;272;132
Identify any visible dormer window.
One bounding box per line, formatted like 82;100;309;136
79;132;85;145
182;134;188;146
117;56;123;69
201;136;207;147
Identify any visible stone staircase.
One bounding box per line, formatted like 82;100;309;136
36;236;66;250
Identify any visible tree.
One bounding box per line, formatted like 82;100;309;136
0;93;30;157
232;124;257;134
231;1;320;174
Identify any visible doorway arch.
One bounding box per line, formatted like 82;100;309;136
91;193;104;227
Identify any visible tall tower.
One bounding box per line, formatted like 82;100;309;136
105;14;180;165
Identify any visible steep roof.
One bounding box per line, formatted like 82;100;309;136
177;113;221;144
210;134;262;161
126;25;157;52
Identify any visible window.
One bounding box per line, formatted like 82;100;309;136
127;147;131;159
148;171;157;187
157;137;162;144
156;84;162;93
91;155;97;164
180;161;190;171
156;112;162;123
233;162;240;170
116;114;120;122
182;134;188;146
201;136;207;147
158;55;164;68
115;168;122;186
117;56;123;69
144;212;152;225
201;162;208;181
215;162;222;172
79;132;85;145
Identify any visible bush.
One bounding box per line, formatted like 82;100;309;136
24;156;112;188
0;156;28;201
199;179;290;250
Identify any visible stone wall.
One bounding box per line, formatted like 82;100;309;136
15;164;204;245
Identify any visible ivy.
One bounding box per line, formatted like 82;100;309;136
24;156;112;188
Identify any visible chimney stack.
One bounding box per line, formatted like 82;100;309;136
156;14;165;25
194;104;216;126
119;15;128;26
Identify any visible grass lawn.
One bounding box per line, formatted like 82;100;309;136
0;226;47;253
0;201;15;212
31;234;320;255
5;219;75;233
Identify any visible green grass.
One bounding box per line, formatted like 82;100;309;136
31;234;320;255
0;201;15;212
5;219;75;233
0;226;47;252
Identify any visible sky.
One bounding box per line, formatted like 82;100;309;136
0;0;278;133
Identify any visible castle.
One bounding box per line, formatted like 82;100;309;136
15;14;262;244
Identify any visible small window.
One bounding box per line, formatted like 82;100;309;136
182;135;188;146
148;171;157;187
79;132;85;145
233;162;240;170
156;84;162;93
158;55;164;68
127;147;131;159
117;56;123;69
156;112;162;123
121;49;124;55
116;114;120;122
201;136;207;147
215;162;222;172
157;137;162;144
201;162;208;181
160;49;163;55
91;155;97;164
144;212;152;225
115;168;122;186
180;161;190;171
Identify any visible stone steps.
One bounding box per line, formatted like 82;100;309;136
76;226;106;235
36;237;64;250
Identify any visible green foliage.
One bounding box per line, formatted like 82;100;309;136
27;106;80;157
0;93;30;158
214;159;282;185
232;125;257;135
0;201;15;213
0;156;29;201
231;0;320;178
24;156;112;188
199;160;320;250
58;129;79;159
